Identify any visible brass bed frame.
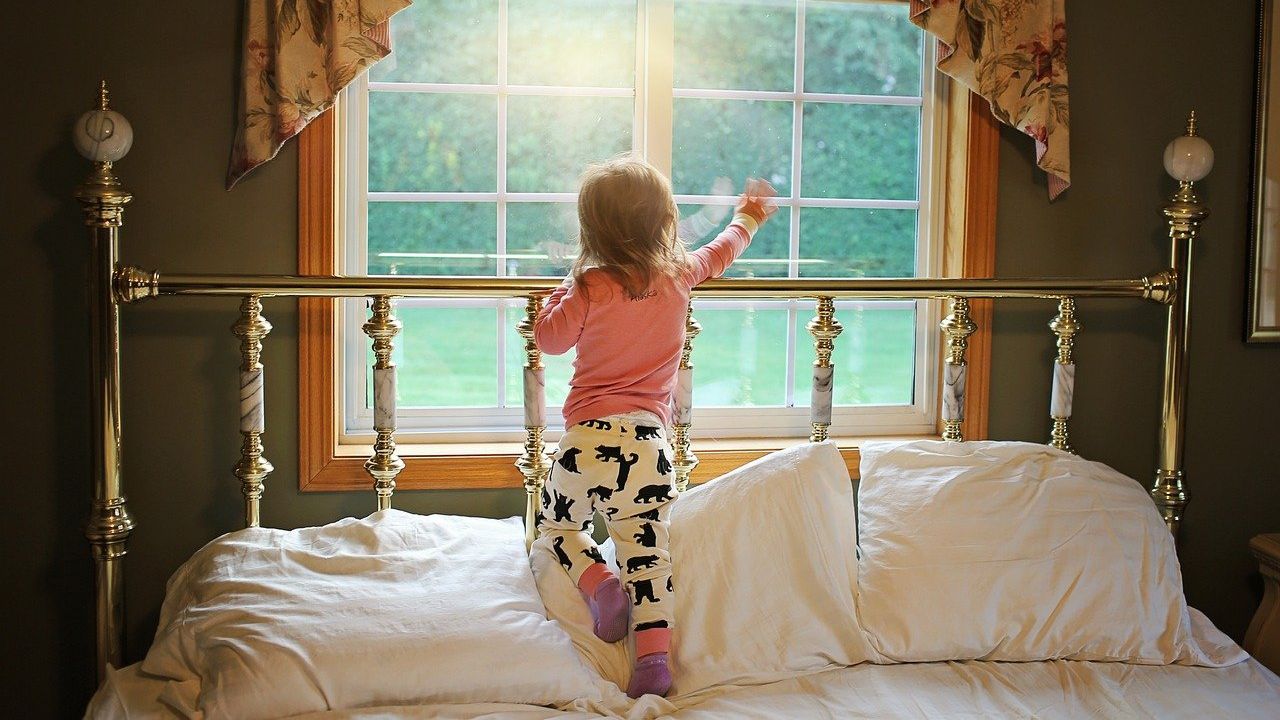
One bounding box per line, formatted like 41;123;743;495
76;101;1208;683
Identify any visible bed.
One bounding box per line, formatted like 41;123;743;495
74;110;1280;717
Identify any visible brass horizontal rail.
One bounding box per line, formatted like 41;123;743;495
117;267;1177;304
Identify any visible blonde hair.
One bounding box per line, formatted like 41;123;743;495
574;156;687;300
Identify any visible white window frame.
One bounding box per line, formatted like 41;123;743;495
336;0;947;447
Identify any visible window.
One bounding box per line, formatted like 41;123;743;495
299;0;998;489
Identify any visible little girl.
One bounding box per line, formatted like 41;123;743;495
535;157;776;698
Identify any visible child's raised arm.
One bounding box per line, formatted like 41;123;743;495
686;178;778;287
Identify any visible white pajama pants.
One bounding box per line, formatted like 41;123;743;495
537;412;676;633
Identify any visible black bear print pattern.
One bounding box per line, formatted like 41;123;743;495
655;448;672;476
552;491;574;522
633;522;656;547
558;447;582;473
632;579;659;605
634;484;673;504
552;536;573;571
626;555;660;573
594;445;640;491
635;425;661;441
536;413;676;636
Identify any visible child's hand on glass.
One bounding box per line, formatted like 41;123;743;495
736;178;779;225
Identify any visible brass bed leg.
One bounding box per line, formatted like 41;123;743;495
75;82;135;684
233;295;273;527
1048;297;1079;453
940;297;976;442
364;295;404;511
516;296;550;548
671;302;701;492
807;297;843;443
1153;112;1211;542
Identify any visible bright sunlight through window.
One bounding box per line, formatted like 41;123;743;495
339;0;944;442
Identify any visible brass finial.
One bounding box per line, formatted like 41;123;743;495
99;80;110;111
1185;110;1197;137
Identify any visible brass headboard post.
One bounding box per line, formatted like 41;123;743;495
233;295;273;527
516;295;550;548
364;295;405;511
807;296;843;443
74;84;135;684
1152;113;1211;542
671;302;701;492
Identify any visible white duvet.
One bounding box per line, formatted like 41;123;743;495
90;648;1280;719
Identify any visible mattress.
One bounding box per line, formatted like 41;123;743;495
88;653;1280;719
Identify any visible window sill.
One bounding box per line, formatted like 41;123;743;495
302;433;939;492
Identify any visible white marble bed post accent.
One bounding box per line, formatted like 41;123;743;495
807;296;844;442
232;295;273;528
515;296;551;548
940;297;977;442
363;296;405;511
672;302;702;493
1048;297;1080;452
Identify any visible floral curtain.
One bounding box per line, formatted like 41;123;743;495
909;0;1070;199
228;0;411;188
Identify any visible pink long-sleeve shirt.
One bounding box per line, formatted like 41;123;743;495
535;215;759;427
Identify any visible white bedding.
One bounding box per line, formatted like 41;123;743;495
89;650;1280;719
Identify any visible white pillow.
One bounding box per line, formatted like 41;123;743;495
855;440;1247;666
531;442;877;698
140;510;602;719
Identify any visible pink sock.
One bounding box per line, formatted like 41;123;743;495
635;628;671;658
577;562;612;596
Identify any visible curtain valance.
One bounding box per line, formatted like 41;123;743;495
228;0;411;188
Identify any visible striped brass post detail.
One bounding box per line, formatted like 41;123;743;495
363;295;404;510
807;296;843;442
515;296;551;547
1048;297;1080;452
940;297;976;442
671;302;701;492
232;295;272;527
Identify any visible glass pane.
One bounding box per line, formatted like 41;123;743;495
506;203;579;277
679;204;790;278
793;303;915;405
372;0;498;84
674;0;795;91
804;1;923;96
798;207;916;278
395;304;498;407
508;0;636;87
691;305;788;406
368;93;497;191
367;202;497;276
505;303;576;410
507;96;633;193
673;98;792;196
802;103;920;200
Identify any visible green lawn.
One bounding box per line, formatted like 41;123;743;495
380;303;915;410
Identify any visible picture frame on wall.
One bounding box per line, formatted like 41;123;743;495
1250;0;1280;341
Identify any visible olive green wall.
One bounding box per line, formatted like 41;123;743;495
6;1;1277;717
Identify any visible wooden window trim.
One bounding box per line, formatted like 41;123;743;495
297;94;999;492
